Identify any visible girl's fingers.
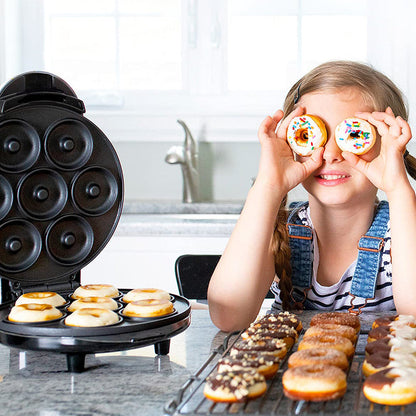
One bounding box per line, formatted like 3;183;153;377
342;151;369;174
276;106;305;137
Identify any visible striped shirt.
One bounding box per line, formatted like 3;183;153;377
271;203;395;312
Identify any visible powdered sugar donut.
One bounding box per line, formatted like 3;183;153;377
335;118;376;155
287;115;327;156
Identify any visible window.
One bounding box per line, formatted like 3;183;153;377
1;0;415;142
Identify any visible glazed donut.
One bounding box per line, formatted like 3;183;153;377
303;323;357;343
15;291;66;307
204;369;267;403
241;324;298;349
282;364;347;402
67;296;119;312
310;312;360;334
122;288;170;303
122;299;174;318
72;284;119;299
288;347;349;371
251;312;303;333
230;337;287;359
335;118;376;155
217;352;280;379
8;304;63;323
287;115;327;156
65;308;120;327
298;334;355;359
363;367;416;405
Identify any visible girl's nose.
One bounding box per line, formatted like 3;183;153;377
322;137;343;163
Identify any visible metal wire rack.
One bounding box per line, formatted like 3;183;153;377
164;328;416;415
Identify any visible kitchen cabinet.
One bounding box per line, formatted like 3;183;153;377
81;234;229;293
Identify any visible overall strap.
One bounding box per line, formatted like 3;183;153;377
286;202;313;289
350;201;390;305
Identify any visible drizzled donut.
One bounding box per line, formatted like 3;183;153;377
230;337;287;359
335;118;376;155
363;367;416;405
204;369;267;403
15;291;66;307
287;115;327;156
241;324;298;349
251;312;302;333
282;364;347;401
217;352;280;379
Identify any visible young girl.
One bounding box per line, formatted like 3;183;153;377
207;61;416;332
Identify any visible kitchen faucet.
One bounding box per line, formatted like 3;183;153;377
165;120;200;203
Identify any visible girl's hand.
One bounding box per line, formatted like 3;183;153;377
256;108;324;194
341;108;412;194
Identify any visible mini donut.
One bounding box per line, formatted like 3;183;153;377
122;299;174;318
303;323;357;343
368;324;416;342
230;337;287;359
65;308;120;327
288;347;349;371
8;304;63;323
72;284;119;299
335;117;376;155
373;314;416;329
287;114;327;156
241;324;298;349
310;312;360;334
298;334;355;359
204;369;267;403
122;288;170;303
15;291;66;307
217;352;280;379
362;350;391;377
363;367;416;405
251;312;303;333
67;296;118;312
282;364;347;401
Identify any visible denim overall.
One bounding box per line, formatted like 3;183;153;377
286;200;389;314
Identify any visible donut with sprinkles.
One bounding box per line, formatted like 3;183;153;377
335;118;376;155
287;115;327;156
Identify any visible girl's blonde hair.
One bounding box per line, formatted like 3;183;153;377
275;60;416;310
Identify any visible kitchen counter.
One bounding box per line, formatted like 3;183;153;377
0;309;394;416
115;200;243;237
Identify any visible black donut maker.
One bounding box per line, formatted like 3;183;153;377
0;72;191;372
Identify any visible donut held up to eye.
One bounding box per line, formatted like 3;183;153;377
287;115;327;156
335;118;376;155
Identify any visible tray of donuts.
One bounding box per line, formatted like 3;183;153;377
0;283;191;342
362;314;416;408
166;311;365;415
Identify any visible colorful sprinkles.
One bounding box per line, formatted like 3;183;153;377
335;118;375;154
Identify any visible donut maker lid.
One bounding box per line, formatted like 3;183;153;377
0;72;191;371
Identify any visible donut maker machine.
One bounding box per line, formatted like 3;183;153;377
0;72;191;372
